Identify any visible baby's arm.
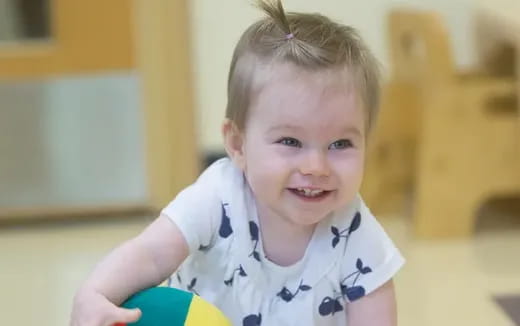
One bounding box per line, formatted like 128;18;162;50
346;280;397;326
70;214;188;326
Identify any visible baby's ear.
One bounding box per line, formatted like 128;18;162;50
222;119;246;170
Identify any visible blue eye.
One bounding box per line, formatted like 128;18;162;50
277;137;301;147
329;139;352;150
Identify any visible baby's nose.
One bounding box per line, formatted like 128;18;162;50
299;150;330;177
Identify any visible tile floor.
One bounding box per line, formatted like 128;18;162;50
1;209;519;326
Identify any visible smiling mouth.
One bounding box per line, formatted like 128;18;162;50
289;188;331;199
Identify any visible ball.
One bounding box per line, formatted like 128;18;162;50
115;287;231;326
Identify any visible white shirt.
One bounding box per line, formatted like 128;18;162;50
162;158;404;326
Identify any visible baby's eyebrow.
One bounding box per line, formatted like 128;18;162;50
267;124;302;133
268;124;362;137
341;126;363;137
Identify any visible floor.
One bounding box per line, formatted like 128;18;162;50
1;209;519;326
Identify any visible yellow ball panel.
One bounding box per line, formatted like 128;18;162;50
185;295;232;326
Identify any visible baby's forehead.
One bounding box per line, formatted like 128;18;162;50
250;63;359;105
240;60;368;132
250;70;364;123
253;63;361;104
257;61;357;86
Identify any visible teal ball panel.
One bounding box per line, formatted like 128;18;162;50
122;287;193;326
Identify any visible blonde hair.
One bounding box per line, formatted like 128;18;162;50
225;0;381;132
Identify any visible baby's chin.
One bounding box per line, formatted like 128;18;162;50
291;209;337;226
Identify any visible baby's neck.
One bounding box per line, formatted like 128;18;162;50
257;210;317;267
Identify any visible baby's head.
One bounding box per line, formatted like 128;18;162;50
225;0;380;134
223;0;380;227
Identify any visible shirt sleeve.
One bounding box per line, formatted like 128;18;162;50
339;199;405;302
160;160;224;254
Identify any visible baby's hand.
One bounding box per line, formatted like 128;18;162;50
70;289;141;326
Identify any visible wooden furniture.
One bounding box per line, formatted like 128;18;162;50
365;9;519;237
0;0;199;220
475;0;520;130
362;79;420;216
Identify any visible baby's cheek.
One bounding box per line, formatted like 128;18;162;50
244;165;273;195
338;160;364;191
336;154;363;174
250;154;285;178
350;165;364;188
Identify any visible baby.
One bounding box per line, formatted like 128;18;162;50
70;1;404;325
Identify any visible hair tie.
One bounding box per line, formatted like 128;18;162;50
285;33;294;40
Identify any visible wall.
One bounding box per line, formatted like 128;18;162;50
0;73;148;208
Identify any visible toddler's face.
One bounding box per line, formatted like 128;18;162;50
233;63;365;227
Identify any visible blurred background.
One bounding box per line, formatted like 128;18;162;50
0;0;519;325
